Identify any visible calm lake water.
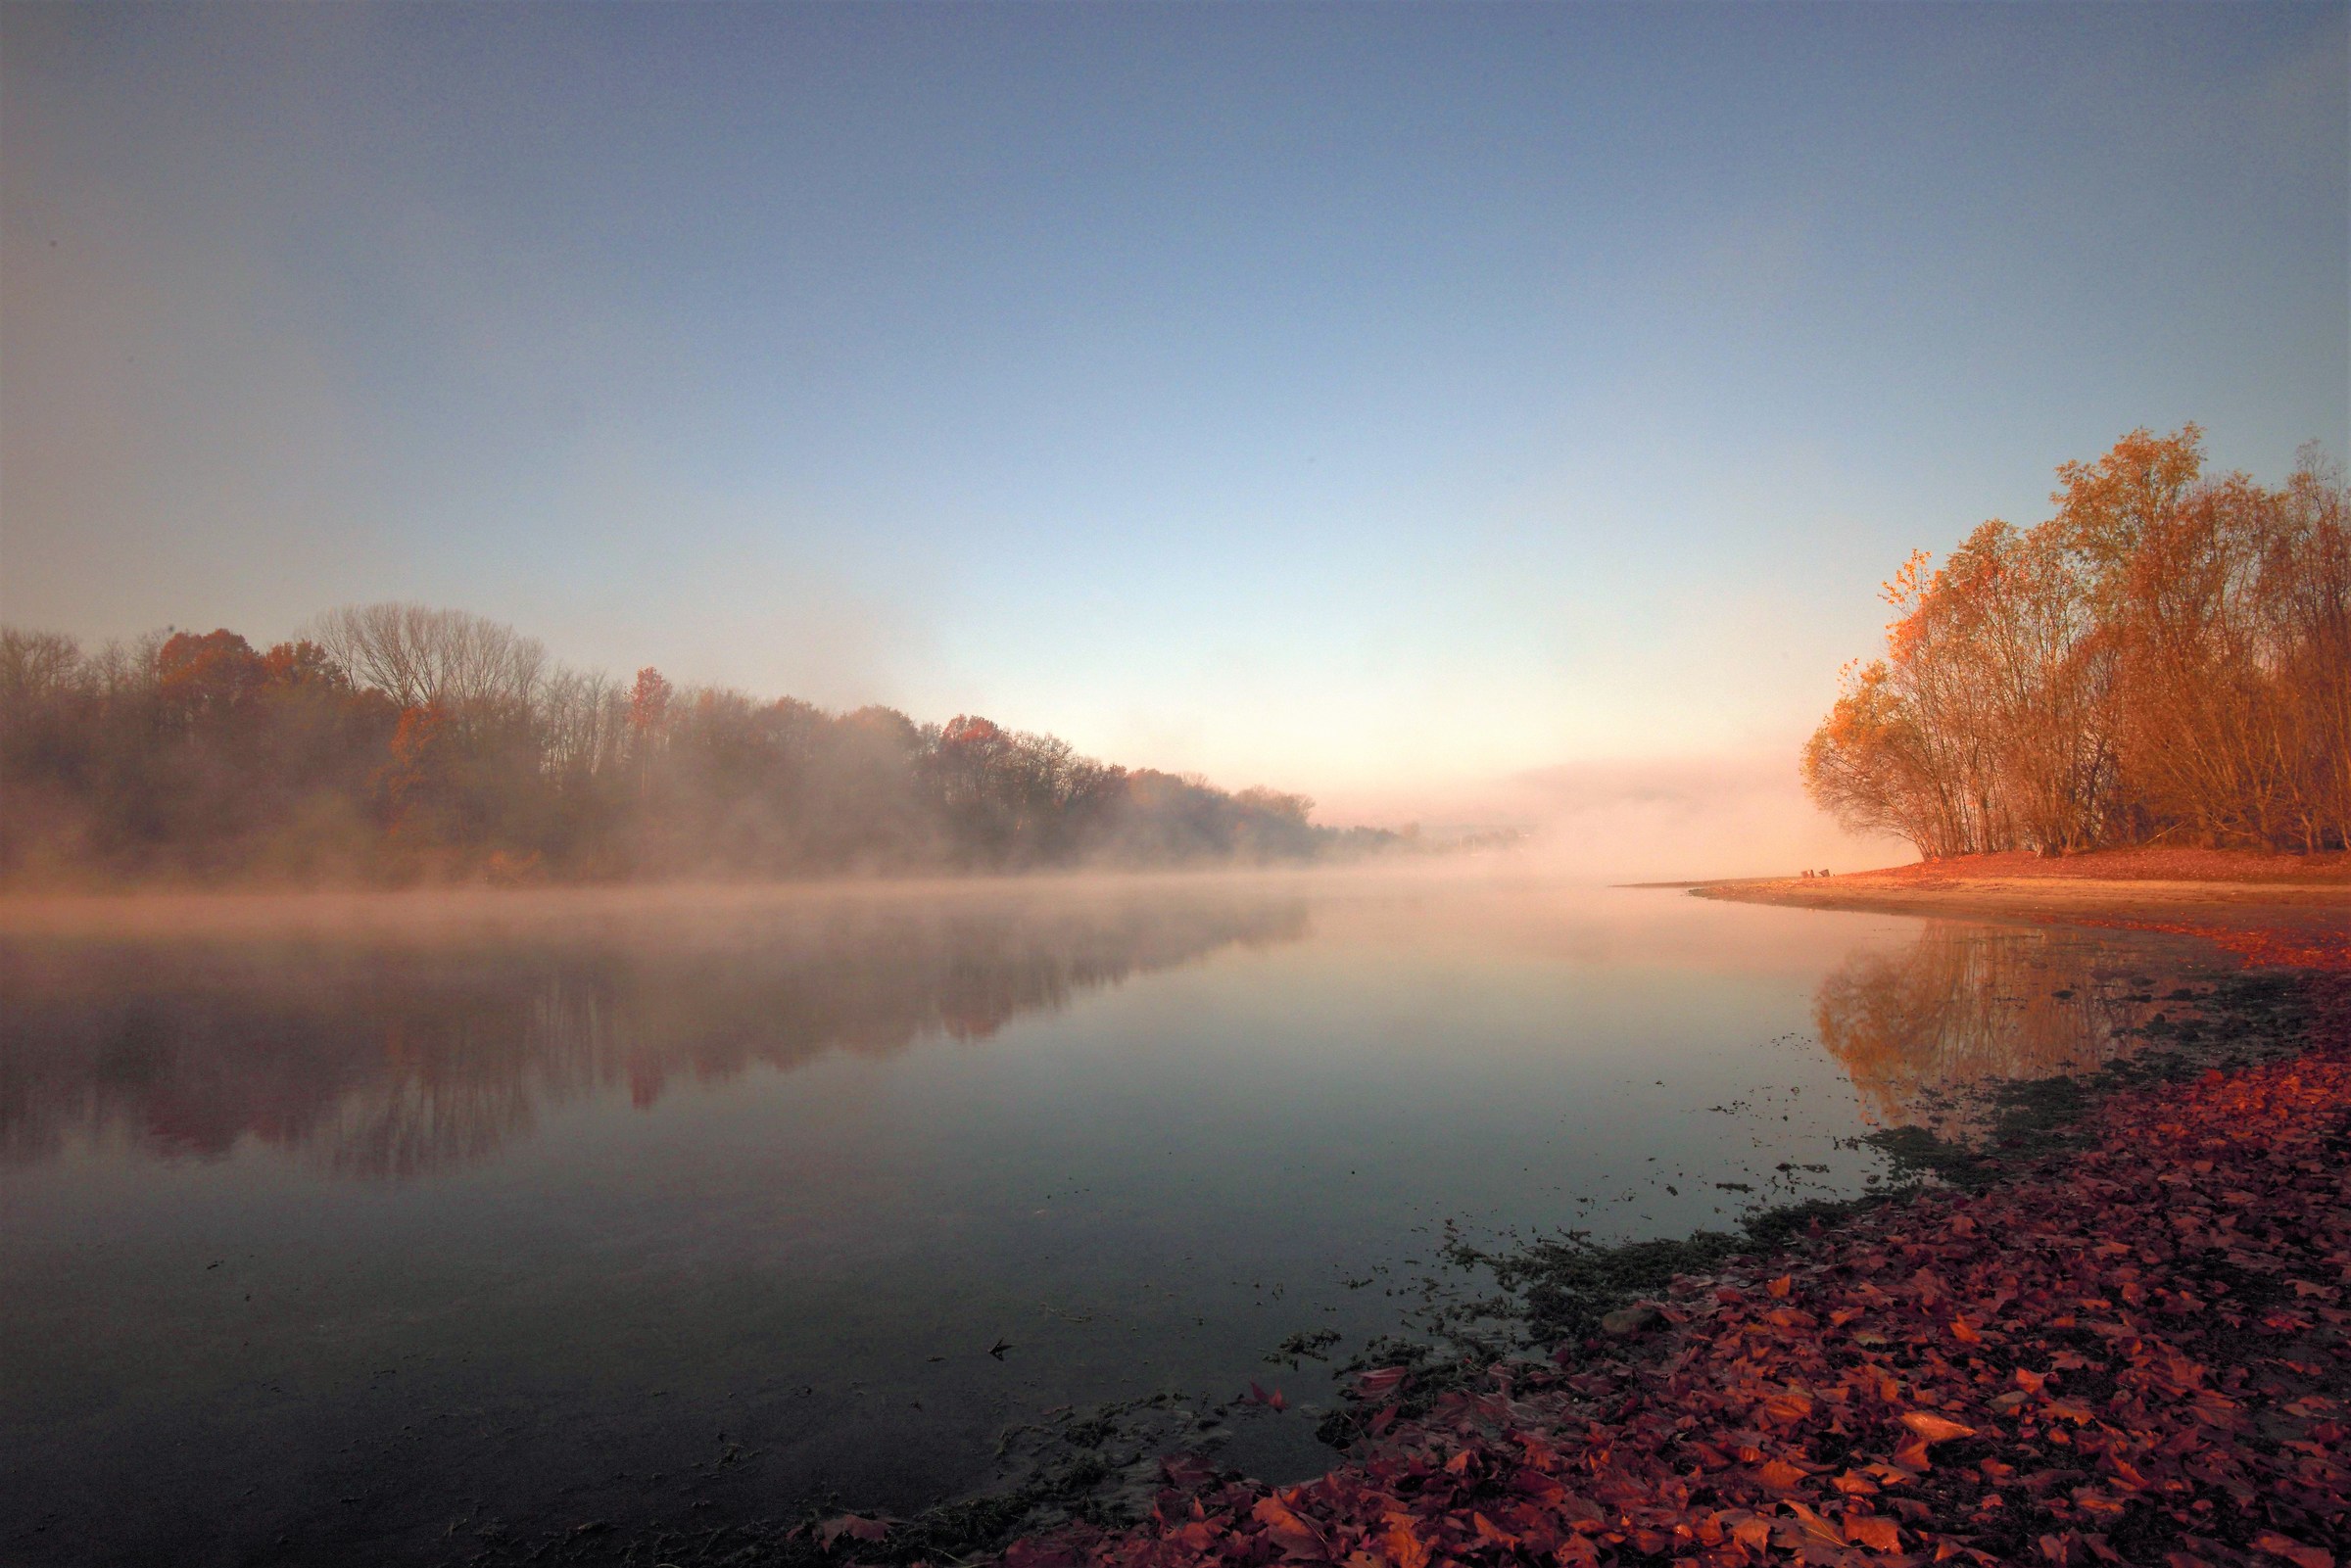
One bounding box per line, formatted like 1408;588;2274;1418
0;871;2226;1566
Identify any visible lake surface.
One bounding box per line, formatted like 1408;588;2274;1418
0;871;2229;1566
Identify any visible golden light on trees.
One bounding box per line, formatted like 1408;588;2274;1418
1804;429;2348;857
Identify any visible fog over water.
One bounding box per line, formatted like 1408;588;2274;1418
0;870;2224;1565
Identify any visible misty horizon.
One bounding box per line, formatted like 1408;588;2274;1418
5;4;2342;878
4;9;2347;1565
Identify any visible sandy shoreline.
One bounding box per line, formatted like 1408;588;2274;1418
1689;851;2351;973
1691;871;2347;918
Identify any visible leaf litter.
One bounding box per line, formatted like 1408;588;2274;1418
440;970;2348;1568
984;972;2350;1568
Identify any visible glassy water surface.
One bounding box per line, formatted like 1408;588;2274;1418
0;873;2226;1565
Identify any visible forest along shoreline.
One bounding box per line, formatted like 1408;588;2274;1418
453;870;2350;1568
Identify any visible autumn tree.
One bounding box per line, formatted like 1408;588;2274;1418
2262;450;2351;849
1807;427;2349;858
1802;660;1955;854
155;630;267;721
309;602;546;721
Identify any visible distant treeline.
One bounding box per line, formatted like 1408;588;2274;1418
1804;428;2349;858
0;604;1404;884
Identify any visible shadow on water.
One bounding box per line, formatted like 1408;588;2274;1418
0;890;1313;1176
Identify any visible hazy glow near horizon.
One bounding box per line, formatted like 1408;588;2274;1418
3;5;2344;869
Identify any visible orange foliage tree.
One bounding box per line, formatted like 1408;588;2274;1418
1806;428;2349;856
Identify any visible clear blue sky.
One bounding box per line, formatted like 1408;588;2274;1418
4;3;2344;848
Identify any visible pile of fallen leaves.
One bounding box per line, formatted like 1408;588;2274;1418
993;999;2350;1568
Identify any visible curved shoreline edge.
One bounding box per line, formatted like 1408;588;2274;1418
464;909;2348;1568
1686;857;2350;976
968;970;2351;1568
69;872;2337;1568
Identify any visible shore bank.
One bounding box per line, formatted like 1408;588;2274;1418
991;968;2349;1568
1690;850;2350;973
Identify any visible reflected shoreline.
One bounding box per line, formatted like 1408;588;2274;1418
0;883;2254;1568
0;867;1367;937
2;880;2233;1179
2;886;1313;1176
1814;920;2208;1130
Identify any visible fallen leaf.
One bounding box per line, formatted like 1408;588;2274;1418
1845;1513;1901;1551
1251;1495;1324;1559
2252;1535;2333;1568
1380;1514;1432;1568
1900;1412;1977;1444
816;1514;889;1547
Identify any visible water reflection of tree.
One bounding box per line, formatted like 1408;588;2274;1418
1814;923;2177;1129
0;895;1309;1178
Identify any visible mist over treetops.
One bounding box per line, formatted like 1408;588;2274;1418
0;605;1409;886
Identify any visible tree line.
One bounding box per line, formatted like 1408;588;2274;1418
0;601;1399;884
1804;427;2349;858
